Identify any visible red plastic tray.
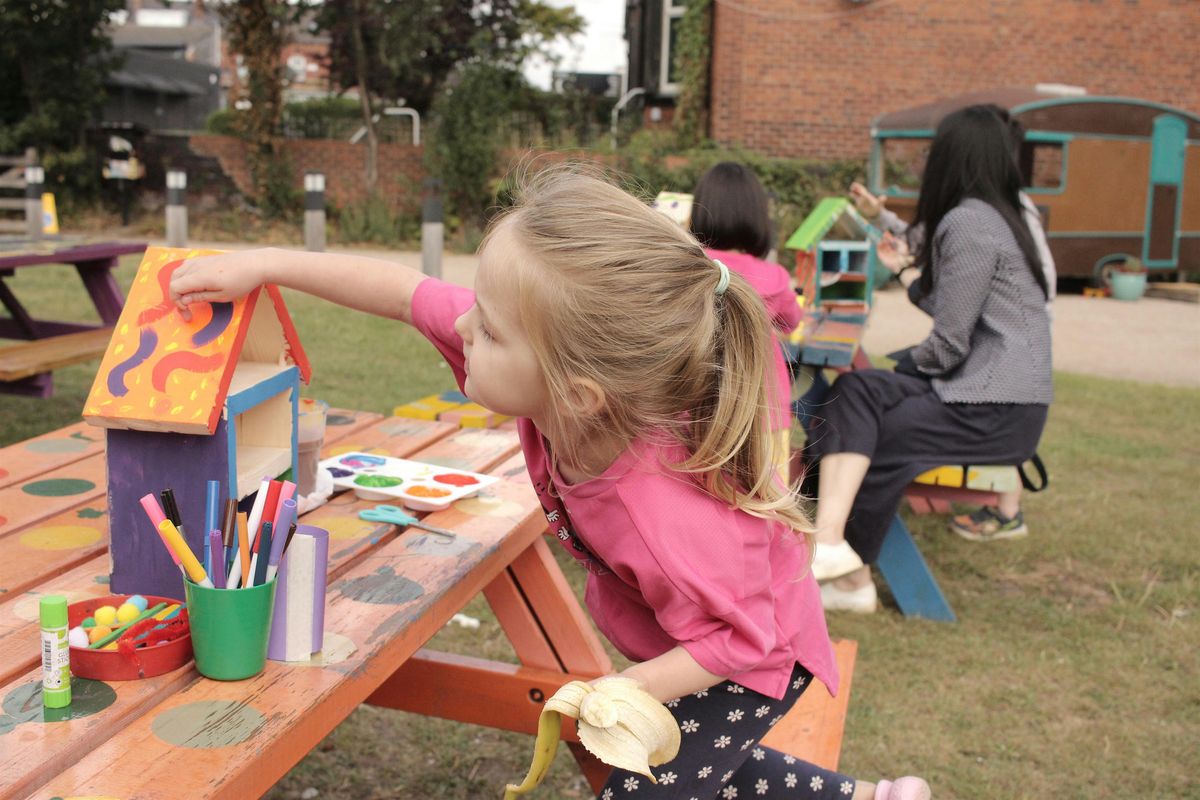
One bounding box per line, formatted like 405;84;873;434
67;594;192;680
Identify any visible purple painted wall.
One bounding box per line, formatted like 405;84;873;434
107;419;231;599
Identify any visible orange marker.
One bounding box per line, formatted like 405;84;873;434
238;511;251;588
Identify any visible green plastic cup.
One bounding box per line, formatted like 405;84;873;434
184;578;277;681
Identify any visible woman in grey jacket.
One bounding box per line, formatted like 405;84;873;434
808;105;1052;612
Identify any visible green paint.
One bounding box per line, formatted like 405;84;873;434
326;413;354;426
152;700;266;748
0;678;117;735
338;566;425;605
22;478;96;497
77;507;105;519
354;474;403;488
25;438;91;454
785;197;850;251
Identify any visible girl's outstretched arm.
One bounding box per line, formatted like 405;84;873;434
619;646;727;703
168;247;429;324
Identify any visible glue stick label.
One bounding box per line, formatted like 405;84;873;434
41;627;69;689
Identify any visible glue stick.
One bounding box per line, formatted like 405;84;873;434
39;595;71;708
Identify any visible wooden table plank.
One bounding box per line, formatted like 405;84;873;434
0;457;107;539
19;477;544;800
0;422;105;490
0;416;520;799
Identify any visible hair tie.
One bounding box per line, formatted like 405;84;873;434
712;259;730;296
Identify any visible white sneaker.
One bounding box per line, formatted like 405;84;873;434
820;580;878;613
812;540;865;581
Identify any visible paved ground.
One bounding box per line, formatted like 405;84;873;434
172;240;1200;388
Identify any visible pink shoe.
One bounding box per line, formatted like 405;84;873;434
875;776;931;800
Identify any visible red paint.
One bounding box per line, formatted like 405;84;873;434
151;350;225;392
433;473;478;487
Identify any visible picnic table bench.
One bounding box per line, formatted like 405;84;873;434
0;402;855;798
0;238;146;396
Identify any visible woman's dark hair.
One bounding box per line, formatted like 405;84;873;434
690;162;773;259
913;105;1047;298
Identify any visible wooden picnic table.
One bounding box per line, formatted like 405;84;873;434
0;238;147;396
0;407;854;799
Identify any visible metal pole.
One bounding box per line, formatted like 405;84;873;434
421;178;443;279
166;170;188;248
304;172;326;252
25;165;44;241
610;87;646;150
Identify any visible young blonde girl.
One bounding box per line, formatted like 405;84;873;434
169;167;928;800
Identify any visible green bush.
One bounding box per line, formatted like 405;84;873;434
335;193;419;246
615;134;867;264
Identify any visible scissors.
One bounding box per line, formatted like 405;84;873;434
358;505;457;541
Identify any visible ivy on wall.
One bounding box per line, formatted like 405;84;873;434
673;0;713;149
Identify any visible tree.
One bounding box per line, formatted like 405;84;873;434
219;0;298;218
315;0;582;193
0;0;124;153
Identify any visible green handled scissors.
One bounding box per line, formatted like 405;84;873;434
358;504;457;541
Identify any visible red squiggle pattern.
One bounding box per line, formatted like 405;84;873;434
136;259;186;327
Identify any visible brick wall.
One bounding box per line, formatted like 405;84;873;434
710;0;1200;159
189;135;425;211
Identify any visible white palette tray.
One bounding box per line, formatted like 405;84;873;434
318;452;498;511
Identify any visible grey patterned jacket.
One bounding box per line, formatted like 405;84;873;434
907;198;1053;405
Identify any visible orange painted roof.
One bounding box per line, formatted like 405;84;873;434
84;246;312;434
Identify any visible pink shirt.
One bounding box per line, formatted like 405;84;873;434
705;249;802;432
412;278;838;699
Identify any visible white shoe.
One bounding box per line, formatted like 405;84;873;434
820;580;878;613
812;540;864;581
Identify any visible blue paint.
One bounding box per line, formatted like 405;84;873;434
191;302;233;347
107;328;158;397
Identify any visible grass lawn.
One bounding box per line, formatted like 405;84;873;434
2;252;1196;799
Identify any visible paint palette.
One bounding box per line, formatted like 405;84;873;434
318;452;499;511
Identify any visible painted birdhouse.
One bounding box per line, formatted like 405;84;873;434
84;246;311;598
785;197;884;316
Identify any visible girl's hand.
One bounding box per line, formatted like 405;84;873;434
169;250;273;321
876;231;912;274
849;181;885;219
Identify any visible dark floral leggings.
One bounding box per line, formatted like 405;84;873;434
598;663;857;799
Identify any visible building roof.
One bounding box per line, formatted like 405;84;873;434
873;87;1200;138
107;49;218;97
112;23;214;50
85;247;312;435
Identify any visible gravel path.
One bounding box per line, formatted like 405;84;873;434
174;241;1200;388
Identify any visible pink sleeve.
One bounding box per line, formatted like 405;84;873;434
763;267;803;334
410;278;475;392
612;486;779;677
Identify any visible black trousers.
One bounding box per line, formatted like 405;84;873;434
801;369;1048;563
599;664;857;799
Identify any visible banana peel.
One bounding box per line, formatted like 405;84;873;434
503;677;681;799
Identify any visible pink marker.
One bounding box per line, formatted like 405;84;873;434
139;493;185;576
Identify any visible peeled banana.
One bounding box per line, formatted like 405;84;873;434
503;677;682;799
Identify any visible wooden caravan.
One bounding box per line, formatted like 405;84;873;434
867;88;1200;282
83;246;311;597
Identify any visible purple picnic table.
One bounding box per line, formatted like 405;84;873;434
0;239;146;338
0;239;146;395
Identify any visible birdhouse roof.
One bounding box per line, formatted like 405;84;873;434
84;246;312;435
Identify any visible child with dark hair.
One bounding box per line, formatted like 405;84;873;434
692;162;801;474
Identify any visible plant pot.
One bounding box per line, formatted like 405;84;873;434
1110;271;1147;302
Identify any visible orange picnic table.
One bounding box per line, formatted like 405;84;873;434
0;408;853;799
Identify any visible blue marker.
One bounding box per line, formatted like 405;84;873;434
203;480;220;578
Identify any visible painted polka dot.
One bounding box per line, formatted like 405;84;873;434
325;515;375;541
20;525;103;551
456;493;523;518
0;678;117;734
25;438;91;454
326;413;354;426
285;632;357;668
0;467;8;480
152;700;266;748
22;478;96;497
326;443;387;458
12;590;103;622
